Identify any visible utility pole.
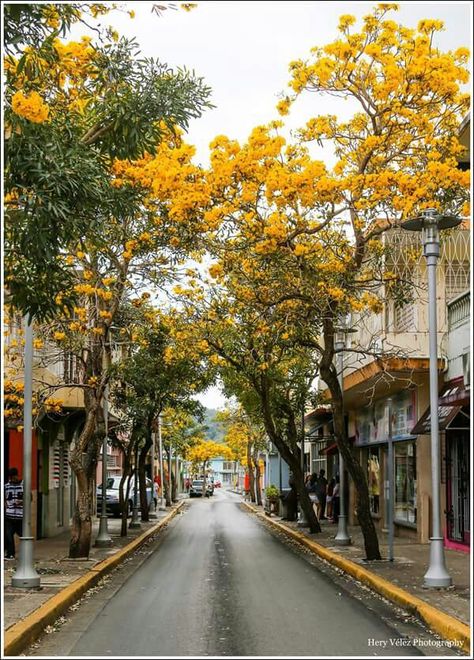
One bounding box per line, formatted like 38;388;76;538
157;415;166;510
334;323;352;546
149;421;157;519
129;445;141;529
12;317;40;588
95;383;113;546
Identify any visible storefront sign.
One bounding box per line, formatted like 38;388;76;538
355;390;416;446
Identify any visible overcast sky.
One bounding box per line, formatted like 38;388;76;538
73;1;471;409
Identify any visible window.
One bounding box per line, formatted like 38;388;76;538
395;442;417;524
222;461;234;471
107;455;117;468
394;302;415;332
368;447;381;515
311;447;326;478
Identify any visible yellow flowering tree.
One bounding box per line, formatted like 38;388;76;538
182;4;470;559
187;439;233;498
168;265;322;532
217;406;268;505
159;408;209;505
275;3;469;559
4;7;212;319
109;306;211;523
4;5;213;557
34;128;214;557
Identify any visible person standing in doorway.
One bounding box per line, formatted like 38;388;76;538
4;467;23;560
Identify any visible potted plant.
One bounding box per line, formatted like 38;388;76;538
264;484;280;516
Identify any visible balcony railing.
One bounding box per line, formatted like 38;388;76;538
448;291;470;330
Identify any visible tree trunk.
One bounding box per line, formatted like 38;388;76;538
171;472;177;502
119;464;132;537
259;388;321;533
254;452;262;506
247;442;256;502
116;428;138;536
164;449;172;506
69;469;94;558
320;358;381;560
69;404;100;558
139;432;153;521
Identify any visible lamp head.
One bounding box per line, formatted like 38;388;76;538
401;208;462;252
401;208;462;232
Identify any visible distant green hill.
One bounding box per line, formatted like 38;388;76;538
202;408;225;443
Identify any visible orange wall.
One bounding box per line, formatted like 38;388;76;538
8;429;38;490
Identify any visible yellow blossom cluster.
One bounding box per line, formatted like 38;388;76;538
11;90;49;123
44;397;64;413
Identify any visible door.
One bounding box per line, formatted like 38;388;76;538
446;432;470;545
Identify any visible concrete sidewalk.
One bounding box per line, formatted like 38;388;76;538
3;499;186;655
242;500;471;652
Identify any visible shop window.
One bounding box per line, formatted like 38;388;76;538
368;447;381;515
395;442;417;524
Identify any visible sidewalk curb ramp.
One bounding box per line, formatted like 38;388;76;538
3;502;185;657
242;502;470;654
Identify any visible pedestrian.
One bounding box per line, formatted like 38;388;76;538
284;473;298;521
4;467;23;560
326;477;335;521
315;469;328;520
332;475;340;523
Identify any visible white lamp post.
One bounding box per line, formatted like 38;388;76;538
12;318;40;588
334;324;353;546
149;422;158;519
95;384;113;547
157;415;166;510
401;208;461;588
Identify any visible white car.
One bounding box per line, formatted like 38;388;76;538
97;476;155;516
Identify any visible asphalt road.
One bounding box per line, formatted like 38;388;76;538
33;490;431;657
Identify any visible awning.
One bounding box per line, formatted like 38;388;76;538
305;408;332;424
411;382;470;434
319;436;356;456
438;381;470;407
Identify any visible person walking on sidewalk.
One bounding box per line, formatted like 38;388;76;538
4;467;23;560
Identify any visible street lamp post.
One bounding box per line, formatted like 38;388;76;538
168;441;172;505
334;326;351;546
95;385;113;547
387;397;395;562
157;416;166;510
401;208;460;588
12;317;40;588
175;451;179;500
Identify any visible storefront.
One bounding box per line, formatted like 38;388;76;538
412;379;470;551
355;389;418;533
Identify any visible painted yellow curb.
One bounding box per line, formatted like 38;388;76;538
242;502;471;654
3;502;185;657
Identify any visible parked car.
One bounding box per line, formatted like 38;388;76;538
214;480;222;488
97;476;155;517
189;479;211;498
